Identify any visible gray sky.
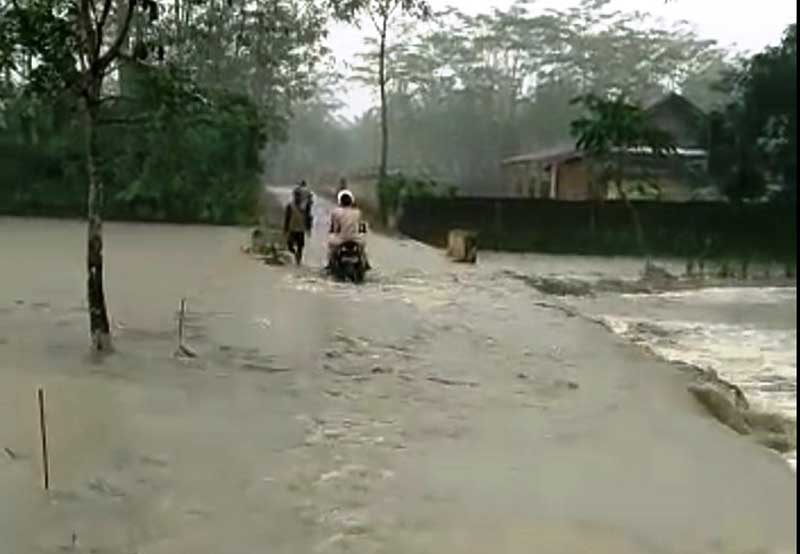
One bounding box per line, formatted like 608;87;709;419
326;0;797;118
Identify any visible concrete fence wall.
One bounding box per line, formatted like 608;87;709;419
398;197;797;261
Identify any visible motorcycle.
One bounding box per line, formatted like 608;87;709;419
330;241;367;283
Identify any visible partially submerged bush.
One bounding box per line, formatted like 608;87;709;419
377;173;442;224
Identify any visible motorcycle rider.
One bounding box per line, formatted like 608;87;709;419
327;189;370;271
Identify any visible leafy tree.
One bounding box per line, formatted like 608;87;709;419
570;92;677;256
143;0;334;139
1;0;158;351
709;23;796;201
708;98;767;201
741;24;796;200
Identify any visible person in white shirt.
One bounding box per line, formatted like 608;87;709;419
327;189;370;270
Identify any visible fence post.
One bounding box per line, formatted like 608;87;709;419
493;200;504;240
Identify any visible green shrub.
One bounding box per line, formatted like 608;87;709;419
0;66;265;225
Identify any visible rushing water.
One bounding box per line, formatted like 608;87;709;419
562;286;797;468
273;187;798;471
469;244;797;469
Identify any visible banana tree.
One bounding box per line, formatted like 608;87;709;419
570;92;677;258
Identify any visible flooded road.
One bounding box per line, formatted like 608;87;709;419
0;213;796;554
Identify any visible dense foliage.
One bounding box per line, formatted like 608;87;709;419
0;66;266;223
708;24;796;202
376;172;450;224
0;0;354;224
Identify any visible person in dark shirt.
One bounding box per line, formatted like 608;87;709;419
292;180;313;232
283;188;308;265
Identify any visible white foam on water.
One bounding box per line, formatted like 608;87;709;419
634;286;798;304
602;313;796;469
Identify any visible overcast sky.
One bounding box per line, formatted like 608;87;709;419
326;0;797;118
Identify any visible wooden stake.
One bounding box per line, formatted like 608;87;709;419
37;387;50;490
178;298;186;348
174;297;198;359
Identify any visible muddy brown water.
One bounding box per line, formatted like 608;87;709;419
0;213;796;554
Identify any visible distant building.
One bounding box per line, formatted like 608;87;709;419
500;93;710;201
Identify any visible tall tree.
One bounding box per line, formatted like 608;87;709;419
356;0;429;181
745;23;796;197
709;23;796;201
2;0;157;351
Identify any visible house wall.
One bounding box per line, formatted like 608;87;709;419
502;162;549;197
503;164;529;196
555;160;593;200
557;156;703;201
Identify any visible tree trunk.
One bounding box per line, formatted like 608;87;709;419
83;93;113;352
174;0;181;47
378;20;389;182
588;178;599;235
614;154;647;260
615;180;647;259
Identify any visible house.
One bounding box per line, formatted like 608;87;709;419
500;93;710;201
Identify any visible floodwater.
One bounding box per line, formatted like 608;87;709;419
0;205;796;554
570;287;797;469
480;243;797;470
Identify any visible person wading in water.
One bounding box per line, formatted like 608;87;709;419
293;180;313;232
284;188;309;265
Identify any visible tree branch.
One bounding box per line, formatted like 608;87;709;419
386;0;400;19
97;113;153;126
96;0;135;72
97;94;140;105
96;0;114;58
367;4;382;36
98;112;225;127
78;0;96;67
88;0;98;28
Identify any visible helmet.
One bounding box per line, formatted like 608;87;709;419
337;189;354;206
